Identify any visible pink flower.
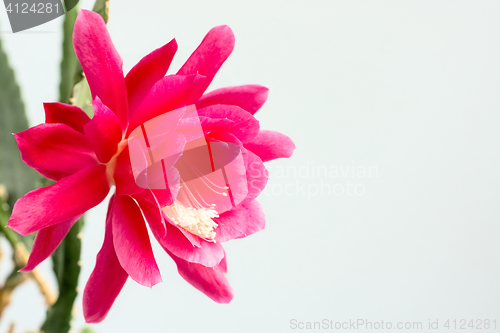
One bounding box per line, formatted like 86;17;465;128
7;9;294;323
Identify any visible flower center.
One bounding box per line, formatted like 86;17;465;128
162;201;219;242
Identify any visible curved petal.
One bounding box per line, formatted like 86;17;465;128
127;74;206;134
214;204;249;242
244;130;295;162
83;196;128;324
125;39;178;116
84;97;123;163
111;194;162;287
15;123;98;180
44;102;91;134
239;200;265;238
133;189;166;236
153;219;224;267
243;148;268;202
198;105;260;143
73;10;128;127
113;148;146;196
168;249;233;303
177;25;235;92
197;85;269;115
20;215;81;272
196;116;234;135
8;164;109;236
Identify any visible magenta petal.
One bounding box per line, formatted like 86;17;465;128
84;97;123;163
83;196;128;324
244;130;295;162
133;190;166;236
73;10;128;127
177;227;201;248
243;148;269;202
113;148;146;196
15;123;98;181
20;215;81;272
197;116;234;135
198;105;260;143
14;126;92;173
239;200;265;238
214;205;249;242
154;221;224;267
168;249;233;303
127;74;207;134
125;39;178;116
44;103;91;134
177;25;235;92
111;195;162;287
197;85;269;115
7;164;109;236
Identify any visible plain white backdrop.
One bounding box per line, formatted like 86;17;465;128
1;1;500;332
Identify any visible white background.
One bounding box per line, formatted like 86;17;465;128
1;1;500;332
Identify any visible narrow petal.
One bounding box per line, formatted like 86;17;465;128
15;123;98;180
214;205;249;242
83;196;128;323
133;190;166;236
73;10;128;126
8;164;109;236
177;25;235;92
197;105;260;143
168;249;233;303
127;74;206;134
84;97;123;163
243;148;268;202
153;220;224;267
239;200;265;238
111;195;162;287
20;215;81;272
125;39;178;116
44;102;91;133
244;130;295;162
197;85;269;115
113;148;146;196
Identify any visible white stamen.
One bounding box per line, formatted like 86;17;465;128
162;201;219;241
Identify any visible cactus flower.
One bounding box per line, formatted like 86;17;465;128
7;9;294;323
